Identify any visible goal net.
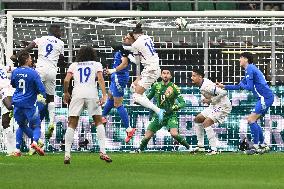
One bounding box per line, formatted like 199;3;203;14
1;11;284;152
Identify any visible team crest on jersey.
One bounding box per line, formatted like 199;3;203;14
165;86;174;97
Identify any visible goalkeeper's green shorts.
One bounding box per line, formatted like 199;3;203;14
147;114;178;133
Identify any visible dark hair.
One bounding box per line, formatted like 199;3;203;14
240;52;253;64
192;66;204;77
132;23;143;34
17;50;30;66
75;46;97;62
49;24;61;38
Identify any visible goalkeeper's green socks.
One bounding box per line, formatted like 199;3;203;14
174;135;190;149
139;137;151;151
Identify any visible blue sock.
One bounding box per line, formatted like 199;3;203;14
32;127;41;143
16;127;24;149
258;125;264;144
117;105;129;129
102;98;114;117
22;126;33;138
249;122;259;145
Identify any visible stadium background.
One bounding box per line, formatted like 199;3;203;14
0;1;284;153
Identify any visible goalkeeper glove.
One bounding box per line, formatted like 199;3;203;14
37;94;46;105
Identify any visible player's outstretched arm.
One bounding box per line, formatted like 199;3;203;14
107;56;129;74
10;41;36;62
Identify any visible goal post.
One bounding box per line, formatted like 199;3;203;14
2;10;284;152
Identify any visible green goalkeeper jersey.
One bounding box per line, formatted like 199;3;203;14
147;81;185;113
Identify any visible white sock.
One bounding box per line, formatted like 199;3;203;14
4;127;15;154
133;93;160;114
48;102;55;125
96;124;106;154
205;126;218;151
64;127;75;157
194;123;204;147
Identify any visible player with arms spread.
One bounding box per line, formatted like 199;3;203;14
63;46;111;164
11;24;64;139
191;67;232;155
217;52;273;154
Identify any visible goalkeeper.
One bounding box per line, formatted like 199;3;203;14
135;69;189;152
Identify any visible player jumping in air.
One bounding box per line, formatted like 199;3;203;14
217;52;273;154
124;23;165;126
102;35;135;143
11;24;64;140
191;67;232;155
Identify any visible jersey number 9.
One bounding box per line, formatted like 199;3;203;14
18;78;26;94
45;44;54;58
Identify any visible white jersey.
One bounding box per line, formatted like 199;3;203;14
200;78;231;107
0;64;14;98
132;35;159;70
67;61;103;98
34;36;64;68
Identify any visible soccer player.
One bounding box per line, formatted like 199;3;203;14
124;23;165;123
0;64;15;155
63;46;111;164
102;39;135;143
191;67;232;155
11;24;64;139
11;51;46;156
217;52;273;154
132;69;190;152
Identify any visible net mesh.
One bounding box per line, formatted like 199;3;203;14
0;15;284;152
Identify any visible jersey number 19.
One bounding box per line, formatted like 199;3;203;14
78;67;91;83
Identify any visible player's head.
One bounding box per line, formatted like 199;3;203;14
123;33;135;45
17;50;32;67
49;24;62;39
191;66;204;86
75;46;97;62
131;23;143;40
240;52;253;66
161;69;172;83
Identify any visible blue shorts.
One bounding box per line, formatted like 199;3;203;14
253;96;274;115
14;106;41;128
109;74;129;97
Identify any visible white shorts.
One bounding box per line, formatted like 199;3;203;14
201;104;232;124
138;67;161;90
36;65;57;95
69;98;102;117
1;87;15;99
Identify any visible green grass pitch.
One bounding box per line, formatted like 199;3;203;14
0;152;284;189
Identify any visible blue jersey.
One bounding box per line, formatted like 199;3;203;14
112;51;130;77
225;64;273;99
11;66;46;108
